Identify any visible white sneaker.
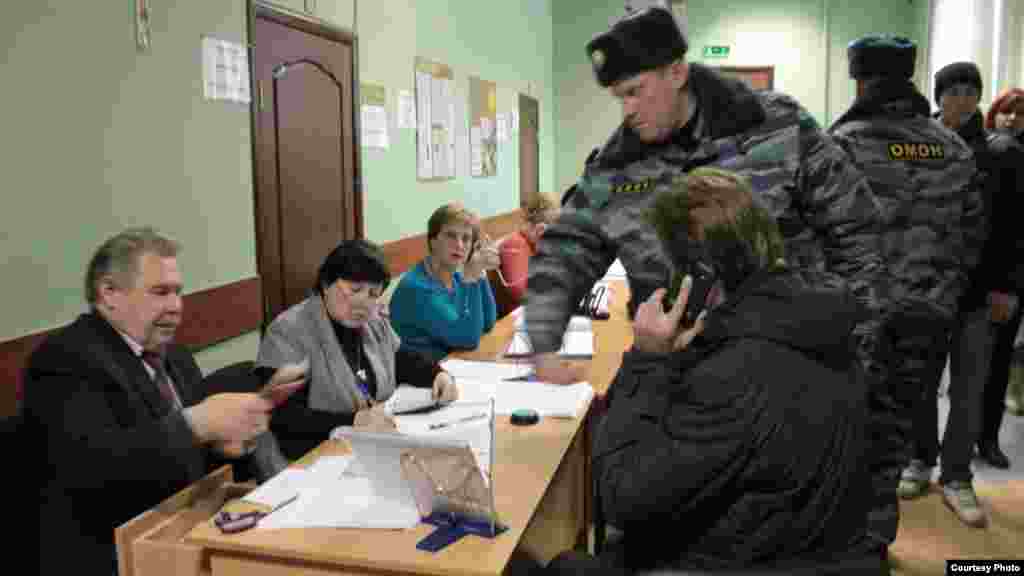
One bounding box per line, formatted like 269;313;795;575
942;481;987;527
897;459;931;499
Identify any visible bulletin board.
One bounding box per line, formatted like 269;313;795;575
469;76;498;178
415;57;457;181
712;66;774;91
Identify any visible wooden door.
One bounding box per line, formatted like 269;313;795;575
252;5;361;322
518;94;540;207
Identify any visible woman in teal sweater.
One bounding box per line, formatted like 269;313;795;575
390;203;498;361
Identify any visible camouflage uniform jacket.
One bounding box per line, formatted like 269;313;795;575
829;79;985;322
525;63;883;354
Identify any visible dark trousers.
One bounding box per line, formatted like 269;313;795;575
981;307;1024;448
866;315;950;545
911;306;992;483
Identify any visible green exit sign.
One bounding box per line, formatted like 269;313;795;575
703;45;730;58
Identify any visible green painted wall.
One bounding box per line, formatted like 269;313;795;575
262;0;558;245
0;0;261;372
2;1;555;376
553;0;928;195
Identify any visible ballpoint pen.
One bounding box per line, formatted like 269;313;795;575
428;412;489;430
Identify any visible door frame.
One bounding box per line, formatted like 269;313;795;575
247;0;363;328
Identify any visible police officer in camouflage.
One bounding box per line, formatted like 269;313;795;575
829;37;986;540
525;7;884;391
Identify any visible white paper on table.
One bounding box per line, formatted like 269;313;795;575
361;105;389;149
397;89;416;129
439;359;532;381
256;476;418;530
242;469;309;508
507;312;594;358
453;378;594;419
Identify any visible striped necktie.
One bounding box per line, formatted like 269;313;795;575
141;350;182;411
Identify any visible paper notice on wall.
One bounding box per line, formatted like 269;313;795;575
202;36;250;104
397;89;416;129
470;125;483;176
360;84;389;149
495;113;509;142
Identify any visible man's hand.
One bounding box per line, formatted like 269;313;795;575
432;371;459;403
354;404;397;431
990;291;1018;324
463;234;501;281
189;393;273;446
533;352;587;385
633;277;706;354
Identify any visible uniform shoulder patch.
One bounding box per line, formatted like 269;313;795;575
612;178;655;194
887;142;946;160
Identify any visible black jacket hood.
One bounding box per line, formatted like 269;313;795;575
697;271;866;372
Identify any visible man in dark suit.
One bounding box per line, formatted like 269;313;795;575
23;227;275;575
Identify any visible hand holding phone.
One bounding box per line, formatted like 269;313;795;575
681;261;717;328
260;357;309;407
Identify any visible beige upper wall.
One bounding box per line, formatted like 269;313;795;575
1;0;256;341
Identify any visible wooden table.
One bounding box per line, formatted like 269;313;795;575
120;280;634;576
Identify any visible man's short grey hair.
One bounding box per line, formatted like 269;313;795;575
85;227;181;304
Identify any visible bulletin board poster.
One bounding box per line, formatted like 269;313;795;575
469;76;498;178
415;58;457;181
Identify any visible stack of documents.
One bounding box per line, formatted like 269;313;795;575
505;311;594;358
439;359;595;419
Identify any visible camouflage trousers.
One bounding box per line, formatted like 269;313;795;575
862;314;952;547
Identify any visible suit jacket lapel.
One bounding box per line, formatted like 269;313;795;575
83;313;170;418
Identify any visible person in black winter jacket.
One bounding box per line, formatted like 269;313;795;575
901;61;994;528
543;169;880;575
976;87;1024;469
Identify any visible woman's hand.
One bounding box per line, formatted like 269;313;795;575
463;234;500;281
432;371;460;403
354;405;397;431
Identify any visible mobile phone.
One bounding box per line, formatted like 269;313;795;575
682;260;717;328
466;238;478;263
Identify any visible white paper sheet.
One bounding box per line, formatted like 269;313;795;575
257;476;418;530
397;89;416;129
506;312;594;358
439;359;533;381
242;469;309;509
470;125;483;176
453;378;594;419
416;72;433;179
201;37;250;104
361;105;389;149
496;113;509;142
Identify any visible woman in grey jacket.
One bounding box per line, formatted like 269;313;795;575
257;239;458;461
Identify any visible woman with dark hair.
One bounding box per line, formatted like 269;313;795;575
975;87;1024;469
256;239;458;461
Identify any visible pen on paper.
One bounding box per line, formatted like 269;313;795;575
428;412;489;430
